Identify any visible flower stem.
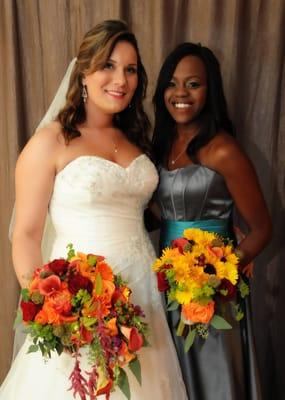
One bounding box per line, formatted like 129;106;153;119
176;319;185;336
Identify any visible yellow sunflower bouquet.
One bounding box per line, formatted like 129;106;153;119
152;228;249;352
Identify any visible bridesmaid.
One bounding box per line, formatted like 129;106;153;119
152;42;272;399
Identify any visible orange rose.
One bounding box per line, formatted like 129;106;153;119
49;289;72;314
101;280;115;303
34;309;48;324
182;301;215;324
96;262;114;281
42;303;61;324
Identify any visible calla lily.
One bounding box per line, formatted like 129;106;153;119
38;275;61;296
207;245;224;258
129;327;144;352
120;326;144;352
120;325;132;340
96;379;113;397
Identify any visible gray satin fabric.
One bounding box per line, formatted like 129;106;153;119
156;165;233;221
155;164;262;400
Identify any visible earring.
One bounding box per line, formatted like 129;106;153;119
128;102;132;108
82;85;88;103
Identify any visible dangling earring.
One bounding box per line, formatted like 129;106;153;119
82;85;88;103
128;102;132;108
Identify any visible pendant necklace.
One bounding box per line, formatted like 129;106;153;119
170;138;192;165
170;126;200;165
111;137;118;153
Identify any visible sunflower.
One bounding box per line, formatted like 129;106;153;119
172;257;190;283
222;261;238;284
152;247;180;272
183;228;217;247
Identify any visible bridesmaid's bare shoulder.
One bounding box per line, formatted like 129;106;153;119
201;131;252;177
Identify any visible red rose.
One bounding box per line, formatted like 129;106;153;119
157;271;169;292
218;279;237;301
68;274;93;295
129;327;144;352
171;237;189;254
48;259;69;275
20;300;40;322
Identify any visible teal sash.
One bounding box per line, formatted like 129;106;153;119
160;218;232;248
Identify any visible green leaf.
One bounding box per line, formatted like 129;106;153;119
88;255;97;266
143;337;151;347
231;302;244;321
95;273;103;295
27;344;39;353
184;328;196;353
236;310;244;321
167;301;179;311
238;277;250;298
81;316;97;328
117;367;131;400
128;357;141;385
21;288;30;302
176;319;185;336
13;309;23;329
55;342;64;355
210;315;232;330
66;243;75;260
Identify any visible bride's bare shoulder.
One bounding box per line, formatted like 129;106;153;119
22;121;64;154
17;121;64;169
33;121;64;145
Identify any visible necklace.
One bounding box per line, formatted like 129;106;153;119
110;137;118;153
170;138;192;165
170;126;200;165
113;140;118;153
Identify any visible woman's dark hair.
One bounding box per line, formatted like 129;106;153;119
57;20;151;155
152;42;235;164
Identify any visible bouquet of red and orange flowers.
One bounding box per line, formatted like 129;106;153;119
17;244;148;400
152;228;249;352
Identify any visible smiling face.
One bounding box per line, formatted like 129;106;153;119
164;55;207;127
82;40;138;115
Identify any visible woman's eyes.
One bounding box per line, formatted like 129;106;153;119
103;63;137;74
167;81;176;88
126;66;138;74
167;80;201;88
186;81;201;88
103;62;114;70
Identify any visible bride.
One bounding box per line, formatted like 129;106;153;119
0;20;187;399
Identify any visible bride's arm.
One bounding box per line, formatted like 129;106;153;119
12;127;58;288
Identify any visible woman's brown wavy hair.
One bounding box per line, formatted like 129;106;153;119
57;20;151;155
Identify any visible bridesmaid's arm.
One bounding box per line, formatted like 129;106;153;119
12;127;57;288
205;133;272;277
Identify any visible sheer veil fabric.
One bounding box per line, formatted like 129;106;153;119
11;58;77;358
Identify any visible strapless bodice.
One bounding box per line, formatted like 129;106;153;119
48;154;159;279
155;164;233;221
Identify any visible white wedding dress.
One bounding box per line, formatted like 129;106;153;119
0;154;187;400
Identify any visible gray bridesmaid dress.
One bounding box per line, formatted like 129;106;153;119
155;164;262;400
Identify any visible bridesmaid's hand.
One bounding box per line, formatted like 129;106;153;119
239;262;254;278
